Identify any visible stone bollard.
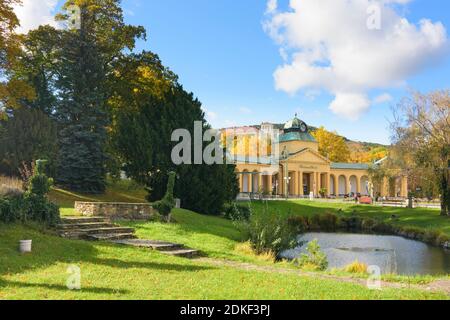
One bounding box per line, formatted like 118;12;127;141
175;199;181;209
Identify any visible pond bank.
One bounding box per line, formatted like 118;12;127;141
197;257;450;295
282;232;450;276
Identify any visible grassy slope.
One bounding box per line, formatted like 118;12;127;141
0;186;448;299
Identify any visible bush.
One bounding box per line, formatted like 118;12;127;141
344;261;368;274
223;202;252;221
0;195;25;223
234;241;276;262
361;218;378;231
241;209;297;258
0;160;60;226
287;215;309;233
339;216;363;230
295;239;328;271
316;213;339;231
152;172;176;222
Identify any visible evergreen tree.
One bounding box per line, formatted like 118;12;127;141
53;0;145;193
110;53;238;214
0;107;58;176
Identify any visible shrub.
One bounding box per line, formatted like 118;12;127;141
423;229;444;246
310;213;339;231
152;172;176;222
287;215;309;233
1;160;60;226
361;218;378;231
344;261;368;274
339;216;363;230
295;239;328;271
224;202;252;221
241;209;297;258
0;196;24;223
22;160;60;226
234;241;276;262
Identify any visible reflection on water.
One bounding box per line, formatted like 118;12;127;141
281;233;450;275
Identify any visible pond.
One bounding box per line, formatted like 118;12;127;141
281;233;450;276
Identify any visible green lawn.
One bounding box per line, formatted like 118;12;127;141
1;189;449;300
0;223;447;300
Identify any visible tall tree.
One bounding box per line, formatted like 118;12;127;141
311;127;351;163
53;0;145;193
0;107;58;176
392;90;450;216
110;52;238;215
0;0;34;118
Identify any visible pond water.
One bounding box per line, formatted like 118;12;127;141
281;233;450;275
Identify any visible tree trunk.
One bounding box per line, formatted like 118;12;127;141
440;170;449;216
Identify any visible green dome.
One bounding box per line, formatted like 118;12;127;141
278;115;316;143
284;116;303;130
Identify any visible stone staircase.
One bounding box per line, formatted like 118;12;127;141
112;239;200;259
58;217;136;241
58;217;199;258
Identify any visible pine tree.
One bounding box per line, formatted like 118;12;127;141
54;0;145;193
0;107;58;176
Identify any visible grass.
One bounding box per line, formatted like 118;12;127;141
1;186;449;300
0;224;447;300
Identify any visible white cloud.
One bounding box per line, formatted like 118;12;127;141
373;93;393;104
14;0;59;33
266;0;278;14
330;93;370;120
264;0;449;119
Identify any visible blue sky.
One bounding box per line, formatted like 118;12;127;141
19;0;450;144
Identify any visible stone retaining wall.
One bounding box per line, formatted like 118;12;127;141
74;202;155;221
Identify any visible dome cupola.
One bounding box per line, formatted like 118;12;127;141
284;114;308;133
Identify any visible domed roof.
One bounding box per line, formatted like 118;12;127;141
279;114;316;143
284;116;303;130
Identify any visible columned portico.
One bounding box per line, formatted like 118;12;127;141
232;116;408;199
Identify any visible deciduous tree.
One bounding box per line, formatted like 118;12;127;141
311;127;350;162
392;90;450;216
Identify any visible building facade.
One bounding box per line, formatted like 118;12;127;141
225;116;408;199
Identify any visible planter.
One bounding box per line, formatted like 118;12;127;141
19;240;32;254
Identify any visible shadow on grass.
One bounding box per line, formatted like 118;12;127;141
0;224;214;279
89;257;213;272
0;278;129;295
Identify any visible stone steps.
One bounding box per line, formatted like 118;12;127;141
58;216;136;240
58;216;200;258
88;233;138;241
61;217;108;224
161;249;200;258
112;239;200;258
57;222;115;230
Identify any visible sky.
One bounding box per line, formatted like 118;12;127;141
14;0;450;144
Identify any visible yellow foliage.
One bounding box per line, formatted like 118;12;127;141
235;241;276;262
344;261;368;274
311;127;350;162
